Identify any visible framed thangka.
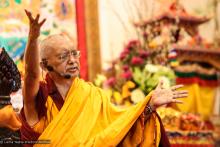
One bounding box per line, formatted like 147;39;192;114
0;0;77;65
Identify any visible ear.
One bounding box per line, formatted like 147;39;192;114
40;61;47;71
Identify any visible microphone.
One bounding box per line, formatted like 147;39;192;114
59;73;71;79
46;65;72;79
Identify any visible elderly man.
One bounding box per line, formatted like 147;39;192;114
20;10;188;147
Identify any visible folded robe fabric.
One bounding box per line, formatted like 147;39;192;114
34;78;164;147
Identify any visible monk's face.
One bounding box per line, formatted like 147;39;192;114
43;36;80;79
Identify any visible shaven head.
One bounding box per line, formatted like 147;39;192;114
40;34;75;60
39;34;80;79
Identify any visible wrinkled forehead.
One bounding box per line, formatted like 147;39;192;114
40;34;76;59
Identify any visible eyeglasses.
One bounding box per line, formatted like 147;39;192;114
58;50;80;61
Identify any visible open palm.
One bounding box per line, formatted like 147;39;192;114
151;80;188;108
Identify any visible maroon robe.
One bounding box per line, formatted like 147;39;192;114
19;75;64;146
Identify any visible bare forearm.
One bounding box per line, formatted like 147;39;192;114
23;35;41;105
24;37;40;77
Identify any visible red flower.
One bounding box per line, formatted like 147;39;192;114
122;65;129;71
139;50;149;58
126;40;140;50
123;48;130;54
105;77;116;87
121;70;133;79
128;40;140;47
120;48;130;60
131;56;144;65
120;52;127;60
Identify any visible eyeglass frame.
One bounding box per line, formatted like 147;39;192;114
56;50;81;62
41;50;80;65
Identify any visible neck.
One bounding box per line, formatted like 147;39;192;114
48;74;75;99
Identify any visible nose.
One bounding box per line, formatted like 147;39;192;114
67;54;77;64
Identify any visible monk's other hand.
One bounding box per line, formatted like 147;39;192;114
150;80;188;109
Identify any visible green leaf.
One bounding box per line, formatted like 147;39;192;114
133;67;143;85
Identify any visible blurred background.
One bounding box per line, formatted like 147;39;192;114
0;0;220;146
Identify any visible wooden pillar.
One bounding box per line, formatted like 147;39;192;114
84;0;102;81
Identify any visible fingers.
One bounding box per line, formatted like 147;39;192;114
25;9;45;26
166;89;188;104
171;99;183;104
24;9;34;21
171;84;184;91
155;80;164;90
163;97;184;105
173;93;188;98
176;90;188;94
36;14;40;21
39;18;46;26
173;90;188;98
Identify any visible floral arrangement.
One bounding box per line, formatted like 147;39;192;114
94;40;175;106
93;2;210;106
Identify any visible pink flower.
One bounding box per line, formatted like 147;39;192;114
128;40;140;47
123;48;130;54
120;48;130;60
131;56;144;65
121;70;133;79
120;52;127;60
126;40;140;50
105;77;116;87
139;50;149;58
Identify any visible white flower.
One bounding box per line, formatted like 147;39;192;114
144;64;159;73
131;88;145;103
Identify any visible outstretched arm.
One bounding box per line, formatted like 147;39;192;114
141;80;188;123
23;10;46;126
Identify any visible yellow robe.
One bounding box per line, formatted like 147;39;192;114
34;78;161;147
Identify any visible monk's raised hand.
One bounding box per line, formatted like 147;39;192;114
24;9;46;38
150;80;188;109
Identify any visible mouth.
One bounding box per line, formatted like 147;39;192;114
67;66;79;72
